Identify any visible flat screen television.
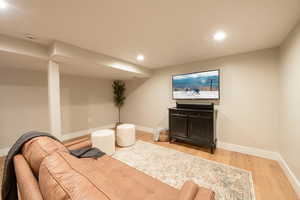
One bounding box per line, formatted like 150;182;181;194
172;70;220;100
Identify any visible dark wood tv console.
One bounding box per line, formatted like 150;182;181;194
169;103;217;154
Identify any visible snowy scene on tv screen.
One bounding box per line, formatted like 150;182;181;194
173;70;219;99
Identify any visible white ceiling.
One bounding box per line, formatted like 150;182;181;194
0;0;300;68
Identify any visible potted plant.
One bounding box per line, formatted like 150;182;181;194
112;80;126;127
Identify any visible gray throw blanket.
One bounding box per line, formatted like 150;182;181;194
1;131;105;200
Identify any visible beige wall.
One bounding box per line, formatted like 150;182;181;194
279;22;300;180
0;68;117;148
0;68;49;149
123;48;280;151
61;74;117;134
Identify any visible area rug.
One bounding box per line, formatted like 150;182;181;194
113;141;255;200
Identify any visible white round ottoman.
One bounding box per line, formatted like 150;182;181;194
91;129;115;155
116;124;136;147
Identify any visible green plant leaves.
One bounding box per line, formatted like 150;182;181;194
112;80;126;108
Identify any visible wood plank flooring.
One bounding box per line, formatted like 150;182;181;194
0;131;298;200
136;131;298;200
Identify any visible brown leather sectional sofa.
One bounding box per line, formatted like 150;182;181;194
14;136;215;200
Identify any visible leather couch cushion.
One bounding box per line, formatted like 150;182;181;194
39;152;116;200
39;151;180;200
22;136;68;176
14;155;44;200
67;140;92;150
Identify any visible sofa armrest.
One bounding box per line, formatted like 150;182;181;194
13;154;43;200
178;181;199;200
178;181;215;200
194;187;215;200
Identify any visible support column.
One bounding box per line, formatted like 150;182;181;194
48;60;62;139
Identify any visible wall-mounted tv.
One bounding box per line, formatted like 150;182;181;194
172;70;220;100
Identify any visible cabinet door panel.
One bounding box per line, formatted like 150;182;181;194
170;116;188;138
188;116;213;142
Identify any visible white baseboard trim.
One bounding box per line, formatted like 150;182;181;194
218;142;300;197
61;123;116;141
217;141;281;161
135;125;281;160
134;124;300;197
1;124;299;197
277;155;300;197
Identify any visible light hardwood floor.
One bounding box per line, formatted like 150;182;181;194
136;131;298;200
0;131;298;200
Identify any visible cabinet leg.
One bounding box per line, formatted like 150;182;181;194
210;144;216;154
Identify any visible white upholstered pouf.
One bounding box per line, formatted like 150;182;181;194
91;129;115;155
116;124;136;147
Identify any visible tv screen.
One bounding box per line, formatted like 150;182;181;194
172;70;220;100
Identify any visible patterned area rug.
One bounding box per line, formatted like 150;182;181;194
113;141;255;200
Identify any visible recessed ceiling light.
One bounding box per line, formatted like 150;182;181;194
214;31;227;41
136;54;144;61
0;0;7;9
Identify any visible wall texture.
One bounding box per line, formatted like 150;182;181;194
60;74;117;134
123;48;280;151
0;68;49;149
279;22;300;180
0;68;117;148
